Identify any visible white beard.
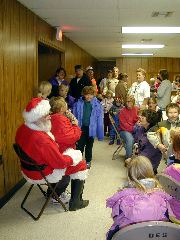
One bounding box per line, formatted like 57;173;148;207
25;119;55;140
36;119;52;132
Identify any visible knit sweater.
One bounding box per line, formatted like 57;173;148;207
119;106;139;132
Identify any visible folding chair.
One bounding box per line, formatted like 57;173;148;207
13;143;68;221
109;114;124;160
156;173;180;200
112;221;180;240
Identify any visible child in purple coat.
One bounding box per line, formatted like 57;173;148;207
59;84;75;111
133;109;162;174
106;156;172;240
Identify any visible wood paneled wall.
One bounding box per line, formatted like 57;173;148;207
116;57;180;87
0;0;96;198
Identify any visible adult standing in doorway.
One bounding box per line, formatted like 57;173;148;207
128;68;150;108
99;70;113;95
113;66;119;80
86;66;98;94
69;65;92;100
49;67;69;98
103;68;119;97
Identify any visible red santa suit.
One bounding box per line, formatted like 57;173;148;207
15;98;88;184
51;113;81;153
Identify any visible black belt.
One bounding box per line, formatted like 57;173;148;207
21;161;47;171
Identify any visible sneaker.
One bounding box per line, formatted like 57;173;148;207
86;162;91;169
109;140;114;145
51;191;71;204
117;139;121;145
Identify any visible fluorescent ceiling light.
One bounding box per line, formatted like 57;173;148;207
122;44;164;49
122;53;153;56
122;27;180;33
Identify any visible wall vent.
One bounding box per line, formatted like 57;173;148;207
152;11;173;17
140;39;152;43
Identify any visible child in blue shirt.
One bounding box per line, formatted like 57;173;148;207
109;97;124;145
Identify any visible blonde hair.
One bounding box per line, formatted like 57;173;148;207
59;84;69;91
170;127;180;142
49;96;67;114
127;156;160;191
37;81;52;98
126;95;135;105
136;68;146;77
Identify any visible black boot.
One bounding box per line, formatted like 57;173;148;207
69;179;89;211
46;175;70;197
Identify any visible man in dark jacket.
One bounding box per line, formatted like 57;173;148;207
69;65;92;100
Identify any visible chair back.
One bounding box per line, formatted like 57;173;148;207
156;173;180;200
109;114;121;139
13;143;47;173
112;221;180;240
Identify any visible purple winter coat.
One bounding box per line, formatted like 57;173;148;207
65;94;75;111
133;125;162;172
49;76;69;97
106;187;171;237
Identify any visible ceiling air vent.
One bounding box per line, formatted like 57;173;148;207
151;11;174;17
140;39;152;43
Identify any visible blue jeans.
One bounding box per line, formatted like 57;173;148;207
120;131;134;159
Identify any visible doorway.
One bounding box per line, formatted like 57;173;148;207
38;42;63;83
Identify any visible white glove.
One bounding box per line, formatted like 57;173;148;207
63;148;82;166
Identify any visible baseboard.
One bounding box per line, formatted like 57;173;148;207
0;178;26;209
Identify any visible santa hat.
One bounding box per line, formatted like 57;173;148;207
23;98;51;123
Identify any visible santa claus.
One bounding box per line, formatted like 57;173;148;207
15;97;89;211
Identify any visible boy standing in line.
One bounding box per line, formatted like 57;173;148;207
73;86;104;169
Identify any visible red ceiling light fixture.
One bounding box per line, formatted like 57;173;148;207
56;27;63;41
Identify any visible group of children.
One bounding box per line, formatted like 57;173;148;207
36;78;180;238
37;80;104;169
107;127;180;239
106;103;180;239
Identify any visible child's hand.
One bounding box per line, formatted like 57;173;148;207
72;119;78;126
157;143;167;153
124;158;132;167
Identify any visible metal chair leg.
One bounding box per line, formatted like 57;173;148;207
112;144;123;160
21;183;68;221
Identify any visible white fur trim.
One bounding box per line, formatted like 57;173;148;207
47;132;55;141
24;122;55;140
70;169;89;180
63;148;82;166
23;100;50;123
22;169;66;184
